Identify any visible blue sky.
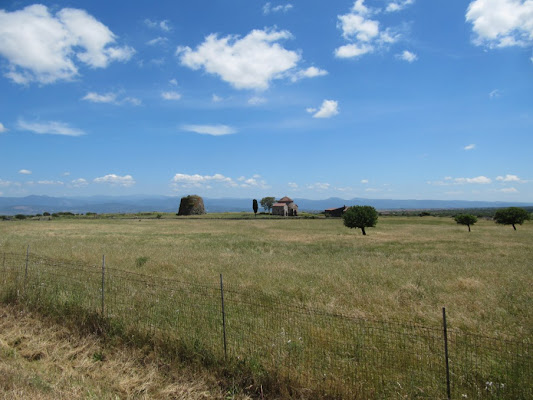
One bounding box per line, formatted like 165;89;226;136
0;0;532;201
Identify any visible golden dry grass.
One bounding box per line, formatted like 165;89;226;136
0;304;250;400
0;216;531;338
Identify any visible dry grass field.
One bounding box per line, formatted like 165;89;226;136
0;214;531;398
1;215;531;339
0;303;249;400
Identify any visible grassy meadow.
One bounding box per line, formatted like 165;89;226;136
1;214;531;340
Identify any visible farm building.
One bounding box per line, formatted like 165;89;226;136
272;196;298;216
325;205;348;217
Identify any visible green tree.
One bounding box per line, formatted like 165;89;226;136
343;205;378;235
454;214;477;232
260;197;276;213
252;199;258;216
494;207;530;230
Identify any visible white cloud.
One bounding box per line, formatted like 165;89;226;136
386;0;415;13
18;119;85;136
71;178;88;187
19;169;32;175
0;122;7;133
309;99;339;118
177;28;300;90
263;3;294;15
248;96;267;105
37;180;64;185
335;0;403;59
169;78;178;86
82;92;141;106
361;179;369;184
144;19;171;32
499;187;519;193
291;66;328;81
62;172;71;176
181;124;237;136
93;174;135;187
288;182;299;189
428;176;494;185
171;173;237;189
147;37;168;46
397;50;418;62
307;182;331;190
335;43;374;58
123;97;141;106
466;0;533;48
212;94;223;102
489;89;502;98
464;144;476;150
496;174;524;182
454;176;492;184
82;92;117;103
161;91;182;100
0;5;135;85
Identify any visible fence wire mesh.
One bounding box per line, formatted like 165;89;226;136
0;251;530;399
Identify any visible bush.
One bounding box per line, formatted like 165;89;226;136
14;214;27;220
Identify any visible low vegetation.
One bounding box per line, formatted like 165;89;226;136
0;304;249;399
0;214;531;398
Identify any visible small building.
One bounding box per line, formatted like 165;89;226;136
325;205;348;217
272;196;298;216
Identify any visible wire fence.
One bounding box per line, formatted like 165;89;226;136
1;249;531;399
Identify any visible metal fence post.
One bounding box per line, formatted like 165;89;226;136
220;273;227;359
101;255;106;316
23;245;30;291
442;307;451;400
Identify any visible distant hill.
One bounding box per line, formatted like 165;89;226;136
1;195;532;215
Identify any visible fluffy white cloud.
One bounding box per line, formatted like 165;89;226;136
147;37;168;46
496;174;524;182
464;144;476;150
0;122;7;133
361;179;369;184
93;174;135;187
212;94;223;103
181;124;237;136
171;173;236;189
454;176;492;184
82;92;117;103
177;28;300;90
397;50;418;62
0;5;135;84
161;91;182;100
18;119;85;136
169;78;178;86
19;169;32;175
308;100;339;118
386;0;415;13
263;3;294;15
466;0;533;48
291;66;328;81
335;0;405;59
71;178;88;187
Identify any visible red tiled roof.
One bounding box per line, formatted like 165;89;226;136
278;196;293;203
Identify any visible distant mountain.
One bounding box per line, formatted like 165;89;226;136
0;195;532;215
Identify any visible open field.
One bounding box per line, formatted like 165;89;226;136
1;215;531;338
0;304;249;400
0;215;532;398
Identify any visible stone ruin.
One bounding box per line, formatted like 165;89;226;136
177;195;206;216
